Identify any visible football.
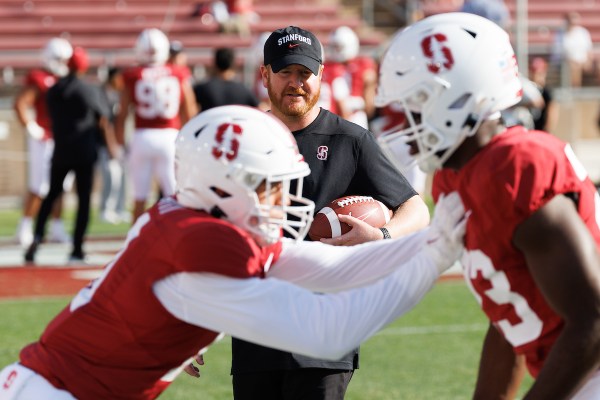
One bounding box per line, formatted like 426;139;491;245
308;195;392;241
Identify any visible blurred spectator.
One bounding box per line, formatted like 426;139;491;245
459;0;510;29
97;67;128;224
221;0;259;37
25;47;119;264
168;40;189;67
192;0;258;37
193;47;258;111
115;28;197;224
13;37;73;248
552;12;593;87
321;26;377;129
529;57;559;132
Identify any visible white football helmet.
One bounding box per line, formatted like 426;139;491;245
328;26;359;63
42;38;73;77
375;12;523;172
175;105;315;245
135;28;170;66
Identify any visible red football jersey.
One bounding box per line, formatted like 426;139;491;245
123;65;189;130
19;197;281;399
320;61;348;115
25;69;57;140
433;127;600;377
346;56;376;98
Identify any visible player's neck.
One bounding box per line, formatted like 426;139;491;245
446;120;505;170
219;69;236;81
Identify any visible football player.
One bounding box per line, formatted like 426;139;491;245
115;28;198;224
376;12;600;399
320;26;377;129
13;38;73;247
0;105;466;399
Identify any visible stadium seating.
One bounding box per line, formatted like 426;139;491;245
421;0;600;55
0;0;386;84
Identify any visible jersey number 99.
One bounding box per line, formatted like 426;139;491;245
135;76;180;119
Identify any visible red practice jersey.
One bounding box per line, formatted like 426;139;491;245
320;62;347;115
25;69;57;140
346;56;376;98
122;65;190;130
19;197;281;399
433;127;600;377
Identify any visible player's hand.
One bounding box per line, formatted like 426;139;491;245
424;192;469;273
108;144;124;161
183;354;204;378
320;214;382;246
25;121;44;140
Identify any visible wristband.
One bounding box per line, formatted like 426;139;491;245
379;227;391;240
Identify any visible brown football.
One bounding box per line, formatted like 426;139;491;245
308;195;392;241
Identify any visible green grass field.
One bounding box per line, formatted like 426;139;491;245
0;282;534;399
0;207;130;239
0;207;534;398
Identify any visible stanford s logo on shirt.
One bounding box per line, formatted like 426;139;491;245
316;146;328;160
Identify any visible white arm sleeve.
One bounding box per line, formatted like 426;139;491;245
153;253;439;361
269;229;429;292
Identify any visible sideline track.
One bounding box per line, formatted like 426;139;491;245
0;235;463;299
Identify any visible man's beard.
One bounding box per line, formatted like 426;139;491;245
267;76;320;117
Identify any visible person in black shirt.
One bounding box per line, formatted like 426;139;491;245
229;26;431;400
25;47;118;264
193;47;259;111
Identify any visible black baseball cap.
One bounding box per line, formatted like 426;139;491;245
264;26;323;75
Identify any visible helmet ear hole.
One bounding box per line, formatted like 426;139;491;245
210;186;231;199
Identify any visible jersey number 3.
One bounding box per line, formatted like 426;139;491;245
463;250;543;347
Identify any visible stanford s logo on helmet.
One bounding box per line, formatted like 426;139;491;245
421;33;454;73
212;123;242;161
375;12;523;173
175;105;315;245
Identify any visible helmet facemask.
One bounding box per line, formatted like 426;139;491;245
378;76;482;173
221;165;314;246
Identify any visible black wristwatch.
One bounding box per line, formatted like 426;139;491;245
379;227;391;240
